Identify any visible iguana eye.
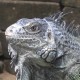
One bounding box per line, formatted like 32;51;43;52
23;22;41;34
30;25;39;32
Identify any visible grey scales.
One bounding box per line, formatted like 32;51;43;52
5;12;80;80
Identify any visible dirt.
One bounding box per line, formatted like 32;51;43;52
0;71;16;80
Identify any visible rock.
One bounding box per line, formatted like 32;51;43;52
0;1;60;30
61;0;80;8
0;61;4;73
0;0;60;2
0;31;10;59
0;42;3;56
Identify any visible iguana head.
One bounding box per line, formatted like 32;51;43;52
5;17;58;63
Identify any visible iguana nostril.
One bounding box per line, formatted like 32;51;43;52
10;30;13;32
48;32;51;40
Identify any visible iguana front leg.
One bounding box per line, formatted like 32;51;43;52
15;65;31;80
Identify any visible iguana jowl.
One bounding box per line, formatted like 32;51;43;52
5;12;80;80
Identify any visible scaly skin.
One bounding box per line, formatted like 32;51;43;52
5;12;80;80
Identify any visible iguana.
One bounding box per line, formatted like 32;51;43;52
5;12;80;80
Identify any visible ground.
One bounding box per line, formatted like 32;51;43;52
0;70;16;80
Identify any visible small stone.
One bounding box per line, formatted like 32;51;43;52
0;61;4;73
